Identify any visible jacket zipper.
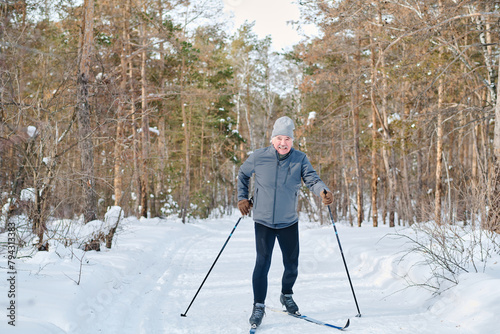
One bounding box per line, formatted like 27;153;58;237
272;155;279;224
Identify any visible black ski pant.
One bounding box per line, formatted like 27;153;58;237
252;222;299;304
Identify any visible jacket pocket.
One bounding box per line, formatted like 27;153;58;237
283;166;291;184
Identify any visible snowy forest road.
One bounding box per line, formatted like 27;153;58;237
80;215;469;334
2;214;488;334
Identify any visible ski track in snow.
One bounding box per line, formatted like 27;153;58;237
1;213;497;333
94;225;200;333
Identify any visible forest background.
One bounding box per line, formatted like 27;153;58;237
2;0;500;251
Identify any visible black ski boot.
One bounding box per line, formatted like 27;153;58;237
249;303;266;327
280;293;299;314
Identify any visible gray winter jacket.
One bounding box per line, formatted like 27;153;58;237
237;146;329;229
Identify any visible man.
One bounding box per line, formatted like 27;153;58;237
237;116;334;328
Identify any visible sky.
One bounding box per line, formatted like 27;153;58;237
45;0;312;52
222;0;315;51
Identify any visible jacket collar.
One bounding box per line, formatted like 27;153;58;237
272;146;294;161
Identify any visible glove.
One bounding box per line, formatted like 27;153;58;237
321;190;334;205
238;199;253;216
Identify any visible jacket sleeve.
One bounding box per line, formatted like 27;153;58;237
301;154;330;197
237;152;255;201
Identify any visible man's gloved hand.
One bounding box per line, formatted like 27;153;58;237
238;199;253;216
321;190;334;205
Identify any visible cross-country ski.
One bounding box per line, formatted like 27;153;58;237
266;306;350;330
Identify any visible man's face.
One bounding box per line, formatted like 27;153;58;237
272;135;293;155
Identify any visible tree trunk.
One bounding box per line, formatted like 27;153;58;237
129;74;141;217
375;44;396;227
330;122;339;222
139;14;149;218
352;38;364;227
155;115;167;217
245;82;255;151
352;95;363;227
199;116;205;189
434;78;444;225
340;122;352;225
400;80;413;225
122;1;141;217
113;109;124;206
416;146;424;222
369;29;378;228
180;57;190;223
76;0;97;223
113;9;128;206
456;107;467;223
487;53;500;233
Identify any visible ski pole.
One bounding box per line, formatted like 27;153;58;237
323;190;361;317
181;216;243;317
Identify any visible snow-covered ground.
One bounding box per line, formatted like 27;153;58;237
1;212;499;333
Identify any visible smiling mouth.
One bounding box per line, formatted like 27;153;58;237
278;145;288;150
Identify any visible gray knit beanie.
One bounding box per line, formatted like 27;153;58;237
271;116;295;139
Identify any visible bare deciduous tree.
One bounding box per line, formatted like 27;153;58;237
76;0;97;223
